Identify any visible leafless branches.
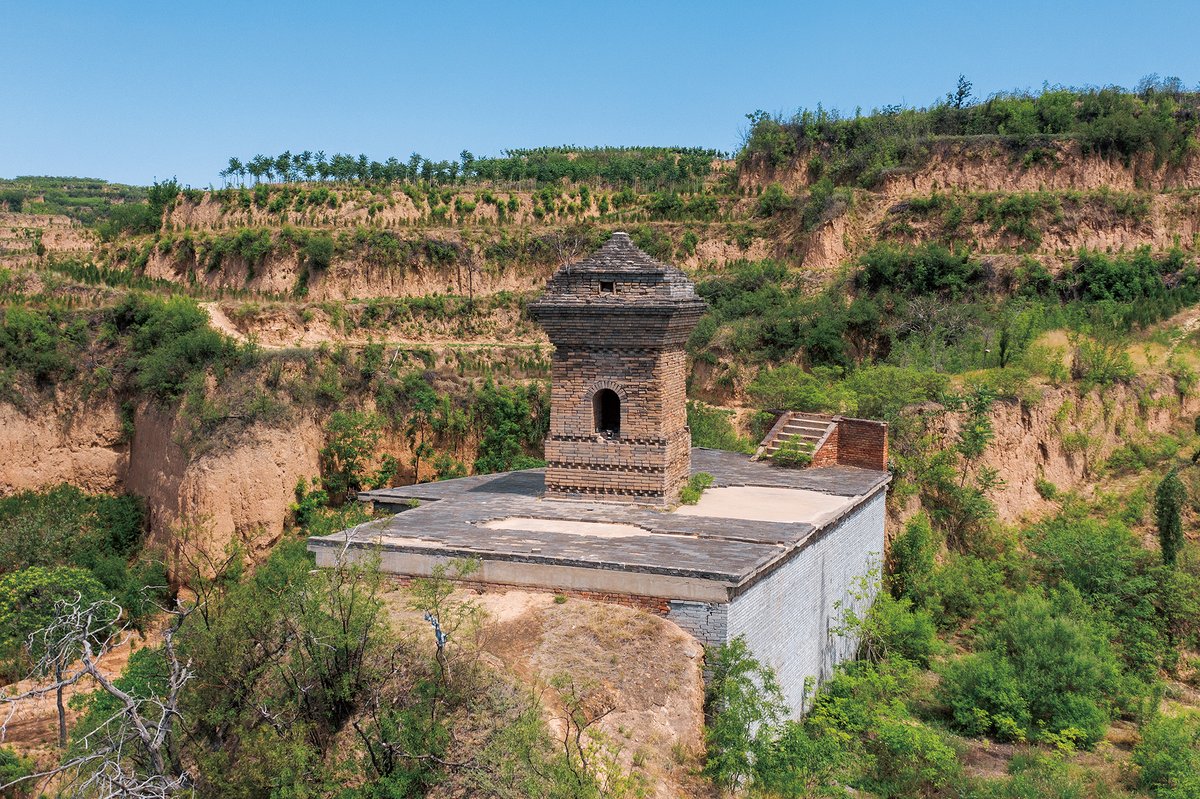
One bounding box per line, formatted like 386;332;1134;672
0;595;194;798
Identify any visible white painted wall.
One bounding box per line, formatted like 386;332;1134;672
724;490;885;716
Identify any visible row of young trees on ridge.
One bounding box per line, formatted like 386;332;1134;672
742;74;1200;187
218;146;725;190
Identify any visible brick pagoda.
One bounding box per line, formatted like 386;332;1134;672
529;232;708;504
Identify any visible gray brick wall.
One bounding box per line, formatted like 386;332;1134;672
724;491;886;716
666;600;728;647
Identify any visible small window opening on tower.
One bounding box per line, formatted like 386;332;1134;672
599;280;615;294
593;389;620;438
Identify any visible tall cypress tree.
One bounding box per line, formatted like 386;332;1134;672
1155;468;1187;566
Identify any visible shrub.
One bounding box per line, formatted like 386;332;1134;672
886;513;939;604
865;716;960;798
0;306;86;385
857;242;982;298
938;651;1030;741
0;486;160;628
1132;712;1200;798
0;566;116;681
854;591;939;668
751;721;845;798
1156;468;1187;566
679;472;714;505
0;745;33;798
756;183;793;217
1071;339;1134;387
927;554;1007;630
687;401;751;452
111;294;242;399
942;589;1124;747
302;231;334;270
772;436;814;468
748;365;857;414
702;636;786;793
1028;510;1188;677
843;365;948;422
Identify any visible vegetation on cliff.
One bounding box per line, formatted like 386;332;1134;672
6;76;1200;797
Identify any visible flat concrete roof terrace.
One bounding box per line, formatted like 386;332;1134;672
308;449;889;601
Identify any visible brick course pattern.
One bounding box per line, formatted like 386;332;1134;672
833;417;888;470
725;490;886;716
530;233;707;504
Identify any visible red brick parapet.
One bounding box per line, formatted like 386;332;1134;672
830;417;888;471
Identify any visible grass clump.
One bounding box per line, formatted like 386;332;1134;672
680;472;714;505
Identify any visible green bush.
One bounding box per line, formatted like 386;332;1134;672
756;183;793;217
702;636;786;793
679;472;714;505
1132;712;1200;798
938;651;1031;741
886;512;939;604
0;566;116;681
940;589;1124;747
857;242;982;298
302;231;335;270
0;306;87;385
0;745;33;798
687;401;751;453
854;591;940;668
748;365;857;413
0;485;161;628
865;715;960;798
111;293;243;399
1028;510;1193;678
771;436;814;468
926;553;1007;631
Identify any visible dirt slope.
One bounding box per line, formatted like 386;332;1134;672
386;589;713;799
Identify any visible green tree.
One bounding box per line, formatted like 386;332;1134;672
0;566;114;683
886;512;939;604
1156;468;1187;566
1132;711;1200;799
320;410;384;503
702;636;786;794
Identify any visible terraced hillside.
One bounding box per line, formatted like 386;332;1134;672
7;83;1200;798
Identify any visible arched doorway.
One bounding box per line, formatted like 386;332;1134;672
593;389;620;438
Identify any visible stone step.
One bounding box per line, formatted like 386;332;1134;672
764;434;825;452
782;422;828;434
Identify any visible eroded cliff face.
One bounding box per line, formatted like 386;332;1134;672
125;404;324;568
912;378;1198;526
0;396;128;494
0;395;324;574
740;141;1200;196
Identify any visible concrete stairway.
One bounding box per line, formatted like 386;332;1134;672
755;411;837;461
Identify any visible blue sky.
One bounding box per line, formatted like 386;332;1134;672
4;0;1199;186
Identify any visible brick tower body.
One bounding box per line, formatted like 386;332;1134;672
530;232;707;505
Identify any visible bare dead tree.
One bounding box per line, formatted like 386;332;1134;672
551;223;595;273
0;595;194;798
